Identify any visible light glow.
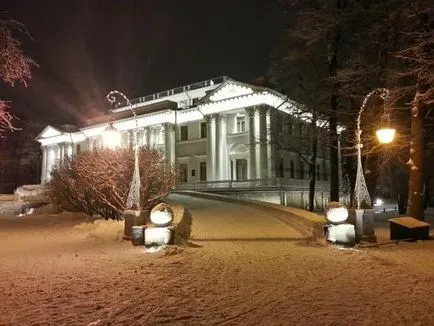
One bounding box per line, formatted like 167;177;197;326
150;204;174;226
102;124;121;149
326;203;349;224
374;198;384;206
144;227;172;246
376;128;395;144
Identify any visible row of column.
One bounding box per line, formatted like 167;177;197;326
206;114;228;181
247;106;273;180
41;143;73;182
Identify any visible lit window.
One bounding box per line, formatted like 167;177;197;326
180;126;188;141
237;116;246;133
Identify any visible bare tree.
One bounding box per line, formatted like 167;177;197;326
270;0;360;202
48;148;177;220
0;19;36;134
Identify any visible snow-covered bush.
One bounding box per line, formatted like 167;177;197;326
48;148;176;220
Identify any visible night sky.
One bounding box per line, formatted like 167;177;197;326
1;0;284;129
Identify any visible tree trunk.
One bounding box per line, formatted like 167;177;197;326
308;119;318;212
407;90;425;220
424;176;430;209
329;116;339;201
328;0;344;202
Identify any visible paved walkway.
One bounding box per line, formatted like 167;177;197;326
168;193;303;241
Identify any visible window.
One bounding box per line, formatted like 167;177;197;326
299;163;305;179
180;126;188;141
323;162;328;180
236;159;247;180
180;164;188;183
236;116;246;133
287;120;293;135
294;123;301;137
290;160;295;178
316;164;321;180
278;157;284;177
200;162;207;181
200;122;207;138
276;116;282;134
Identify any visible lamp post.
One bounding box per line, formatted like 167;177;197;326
353;88;395;242
106;90;141;210
354;88;395;210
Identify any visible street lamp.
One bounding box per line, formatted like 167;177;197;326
106;90;141;210
354;88;395;209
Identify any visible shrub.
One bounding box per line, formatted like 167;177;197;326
48;147;176;220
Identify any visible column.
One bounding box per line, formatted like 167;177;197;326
247;108;256;180
214;114;228;181
164;124;169;163
164;124;176;166
337;133;343;194
206;115;216;181
254;108;261;179
142;128;148;147
259;106;268;180
148;128;154;147
220;115;228;180
215;115;221;180
41;146;47;183
266;109;273;180
146;127;151;147
59;143;64;163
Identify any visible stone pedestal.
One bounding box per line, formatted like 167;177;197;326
349;208;377;243
355;209;364;240
123;209;149;240
362;209;377;243
325;224;356;246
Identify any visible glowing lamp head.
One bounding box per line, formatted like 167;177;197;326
102;123;121;149
376;128;395;144
325;202;349;224
150;203;174;226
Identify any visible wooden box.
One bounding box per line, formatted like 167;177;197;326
388;217;430;240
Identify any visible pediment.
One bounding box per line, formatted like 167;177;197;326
209;83;254;102
36;125;63;139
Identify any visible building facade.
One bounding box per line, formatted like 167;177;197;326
36;76;331;191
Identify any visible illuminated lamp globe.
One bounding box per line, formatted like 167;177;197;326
376;128;395;144
325;202;349;224
150;203;174;226
102;123;121;149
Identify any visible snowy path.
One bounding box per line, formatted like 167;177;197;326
168;193;303;241
0;196;434;325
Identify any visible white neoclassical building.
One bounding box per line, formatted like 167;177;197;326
36;76;331;190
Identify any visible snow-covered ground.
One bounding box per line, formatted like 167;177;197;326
0;195;433;325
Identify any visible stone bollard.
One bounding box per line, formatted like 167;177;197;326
123;209;149;240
